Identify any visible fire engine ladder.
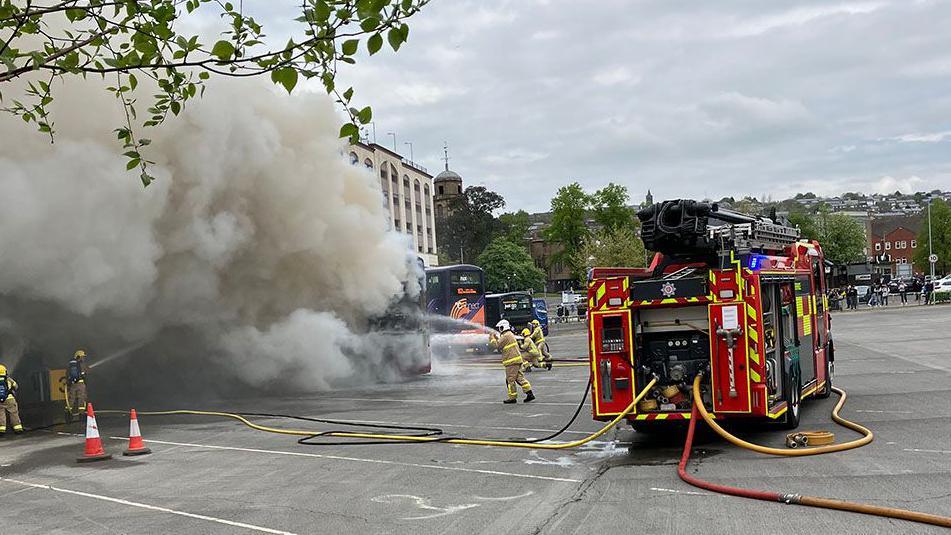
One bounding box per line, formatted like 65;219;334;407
708;219;800;255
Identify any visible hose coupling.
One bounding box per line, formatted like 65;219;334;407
780;493;802;504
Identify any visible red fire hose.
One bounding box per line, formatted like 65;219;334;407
678;396;951;528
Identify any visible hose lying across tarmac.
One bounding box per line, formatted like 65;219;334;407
681;374;951;529
99;373;951;528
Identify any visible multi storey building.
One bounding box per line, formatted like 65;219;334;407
867;215;922;277
349;142;438;267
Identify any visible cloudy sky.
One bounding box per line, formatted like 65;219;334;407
276;0;951;213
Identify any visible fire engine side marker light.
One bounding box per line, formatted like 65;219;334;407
0;476;298;535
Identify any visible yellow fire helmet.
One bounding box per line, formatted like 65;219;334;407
74;349;86;359
0;364;6;375
530;319;540;326
521;328;531;337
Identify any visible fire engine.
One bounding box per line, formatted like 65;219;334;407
588;199;833;430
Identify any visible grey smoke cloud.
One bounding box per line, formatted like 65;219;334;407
0;77;418;393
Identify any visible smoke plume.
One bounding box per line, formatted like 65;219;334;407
0;78;421;400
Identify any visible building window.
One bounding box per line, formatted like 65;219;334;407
884;242;891;250
403;176;410;187
875;243;881;251
414;180;421;191
364;158;373;169
350;152;358;165
911;240;917;248
438;185;444;195
406;222;412;232
394;219;401;229
900;241;907;249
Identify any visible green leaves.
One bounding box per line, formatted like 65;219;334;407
339;122;360;142
341;39;360;56
1;0;431;188
270;67;299;93
211;40;235;61
367;33;383;55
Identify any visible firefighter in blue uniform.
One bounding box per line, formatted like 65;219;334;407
67;350;89;416
0;363;23;435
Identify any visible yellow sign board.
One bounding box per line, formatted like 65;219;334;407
49;368;67;401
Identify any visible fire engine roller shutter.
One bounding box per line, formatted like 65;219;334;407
709;302;753;413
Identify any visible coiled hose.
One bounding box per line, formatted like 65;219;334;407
680;375;951;528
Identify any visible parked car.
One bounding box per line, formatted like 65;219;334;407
532;298;549;336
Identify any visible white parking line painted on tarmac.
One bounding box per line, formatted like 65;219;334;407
327;397;586;407
855;410;915;414
903;448;951;454
649;487;713;497
0;477;297;535
92;435;581;483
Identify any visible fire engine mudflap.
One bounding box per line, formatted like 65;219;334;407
585;199;951;528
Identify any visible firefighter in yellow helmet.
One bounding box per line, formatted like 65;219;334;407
0;364;24;435
529;319;552;363
520;328;552;372
495;320;534;404
66;350;89;416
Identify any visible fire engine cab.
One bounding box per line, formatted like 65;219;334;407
588;199;833;430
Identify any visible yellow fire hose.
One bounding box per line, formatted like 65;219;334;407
685;375;951;528
690;375;873;456
100;377;656;451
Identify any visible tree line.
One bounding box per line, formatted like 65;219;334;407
435;182;646;293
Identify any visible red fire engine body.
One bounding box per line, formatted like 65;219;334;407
588;200;834;429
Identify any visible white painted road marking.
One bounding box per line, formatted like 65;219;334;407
649;487;713;496
0;477;297;535
53;433;582;484
855;410;914;414
903;448;951;454
371;494;480;520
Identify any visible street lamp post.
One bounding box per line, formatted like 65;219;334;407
404;141;414;164
387;132;397;152
928;197;935;304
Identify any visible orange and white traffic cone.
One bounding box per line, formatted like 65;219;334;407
123;409;151;456
76;403;112;463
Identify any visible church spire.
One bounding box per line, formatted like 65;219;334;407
442;141;450;171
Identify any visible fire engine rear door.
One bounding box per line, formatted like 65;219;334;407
709;302;752;413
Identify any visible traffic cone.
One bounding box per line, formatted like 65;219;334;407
76;403;112;463
123;409;151;456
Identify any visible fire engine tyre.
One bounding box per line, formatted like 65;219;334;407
782;365;802;430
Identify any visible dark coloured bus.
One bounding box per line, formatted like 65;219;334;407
485;292;535;334
368;259;432;375
425;264;486;332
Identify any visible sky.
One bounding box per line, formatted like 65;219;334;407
266;0;951;213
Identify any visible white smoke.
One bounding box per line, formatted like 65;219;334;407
0;77;420;393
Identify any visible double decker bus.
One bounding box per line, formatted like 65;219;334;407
425;264;486;332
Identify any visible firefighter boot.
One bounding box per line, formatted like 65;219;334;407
524;391;536;403
503;398;517;404
545;360;553;371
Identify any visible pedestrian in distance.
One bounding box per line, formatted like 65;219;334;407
899;281;908;306
0;363;24;435
67;349;89;417
494;320;534;404
881;284;890;306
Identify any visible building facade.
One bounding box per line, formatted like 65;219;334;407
349;142;438;267
867;215;922;278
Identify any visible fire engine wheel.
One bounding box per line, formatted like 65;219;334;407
782;366;802;430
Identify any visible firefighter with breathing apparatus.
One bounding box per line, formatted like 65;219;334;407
529;319;552;362
492;320;535;404
67;349;89;417
520;328;552;372
0;363;24;435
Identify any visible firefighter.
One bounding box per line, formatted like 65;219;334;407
0;364;24;435
495;320;534;404
529;319;552;363
520;328;552;371
67;349;89;416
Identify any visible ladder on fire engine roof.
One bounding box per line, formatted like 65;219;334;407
708;218;800;255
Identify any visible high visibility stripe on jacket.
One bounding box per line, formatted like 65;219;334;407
498;331;522;366
520;337;541;357
531;325;545;345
